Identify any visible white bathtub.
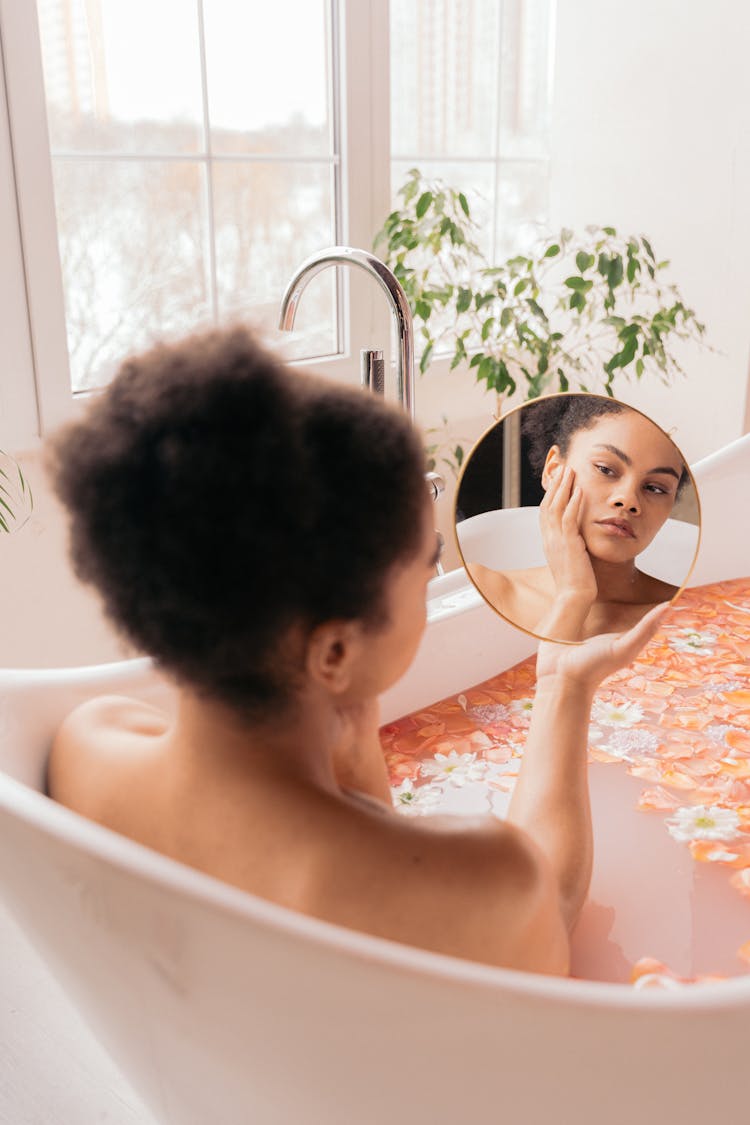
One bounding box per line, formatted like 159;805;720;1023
0;434;749;1125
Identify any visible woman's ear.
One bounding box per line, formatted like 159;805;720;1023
305;621;364;696
541;445;563;491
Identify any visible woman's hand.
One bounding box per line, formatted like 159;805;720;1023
540;465;598;607
536;601;670;696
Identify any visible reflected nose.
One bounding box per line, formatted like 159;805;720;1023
612;489;640;516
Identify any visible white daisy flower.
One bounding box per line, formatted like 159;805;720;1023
419;750;488;787
391;780;443;817
665;805;743;843
668;629;719;654
510;697;534;719
591;699;644;728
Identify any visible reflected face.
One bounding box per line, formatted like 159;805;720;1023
545;410;684;562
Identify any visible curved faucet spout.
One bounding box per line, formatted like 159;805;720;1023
278;246;415;418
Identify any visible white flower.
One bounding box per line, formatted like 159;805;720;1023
510;697;534;720
469;702;511;724
668;629;718;654
665;805;743;843
591;699;644;728
599;727;662;761
419;750;488;787
458;696;511;725
391;780;443;817
703;681;746;696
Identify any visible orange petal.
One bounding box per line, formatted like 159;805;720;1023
416;723;445;739
638;787;681;811
726;730;750;754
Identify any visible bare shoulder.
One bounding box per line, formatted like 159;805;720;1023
467;564;553;633
48;694;169;806
330;808;569;975
466;562;512;610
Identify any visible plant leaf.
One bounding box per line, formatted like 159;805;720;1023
416;191;433;219
564;276;593;293
456;287;473;314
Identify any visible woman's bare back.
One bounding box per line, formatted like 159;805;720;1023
48;694;567;974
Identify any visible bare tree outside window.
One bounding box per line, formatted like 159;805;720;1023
36;0;337;393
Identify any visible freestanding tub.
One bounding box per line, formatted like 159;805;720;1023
0;434;749;1125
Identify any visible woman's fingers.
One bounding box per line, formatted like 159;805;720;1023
561;485;583;531
543;466;574;520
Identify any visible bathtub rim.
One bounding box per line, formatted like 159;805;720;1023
2;767;750;1014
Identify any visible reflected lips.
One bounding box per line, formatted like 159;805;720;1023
596;518;636;539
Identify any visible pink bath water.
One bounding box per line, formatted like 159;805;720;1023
381;577;750;985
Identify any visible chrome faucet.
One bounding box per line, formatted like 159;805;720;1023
278;246;415;418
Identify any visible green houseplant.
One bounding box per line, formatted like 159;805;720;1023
0;452;33;534
375;168;707;406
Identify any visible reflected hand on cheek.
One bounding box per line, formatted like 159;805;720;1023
455;393;701;643
539;464;598;610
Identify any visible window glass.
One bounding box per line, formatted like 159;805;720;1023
391;0;553;262
36;0;337;393
390;0;501;159
38;0;204;153
50;159;211;391
204;0;331;156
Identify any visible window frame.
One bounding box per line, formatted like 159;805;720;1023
0;0;393;445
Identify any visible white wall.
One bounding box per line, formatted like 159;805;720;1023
0;449;132;668
549;0;750;462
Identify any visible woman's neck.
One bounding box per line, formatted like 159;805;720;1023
589;557;647;604
168;688;340;792
166;687;391;804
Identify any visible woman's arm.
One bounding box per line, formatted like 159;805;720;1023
506;603;669;930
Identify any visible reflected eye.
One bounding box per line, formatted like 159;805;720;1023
644;483;672;497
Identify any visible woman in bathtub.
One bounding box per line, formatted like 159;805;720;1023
467;396;688;642
47;328;667;977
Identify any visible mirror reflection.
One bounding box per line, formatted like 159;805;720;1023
455;394;700;643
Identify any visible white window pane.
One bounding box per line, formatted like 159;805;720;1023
213;162;336;358
494;160;550;258
51;160;211;392
37;0;204;153
390;0;554;266
391;0;501;158
204;0;332;156
498;0;554;158
34;0;340;395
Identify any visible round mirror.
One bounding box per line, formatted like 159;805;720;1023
454;393;701;643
